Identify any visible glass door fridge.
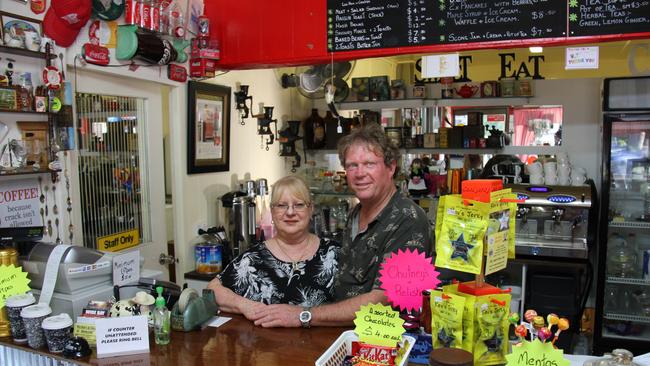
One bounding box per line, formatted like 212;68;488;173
594;76;650;355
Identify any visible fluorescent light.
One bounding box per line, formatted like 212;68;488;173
529;46;543;53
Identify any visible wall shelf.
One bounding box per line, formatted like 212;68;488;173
604;313;650;324
337;97;532;111
0;167;61;177
0;108;50;115
606;276;650;286
608;221;650;229
0;45;56;60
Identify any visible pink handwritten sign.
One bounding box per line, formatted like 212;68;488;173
379;249;440;312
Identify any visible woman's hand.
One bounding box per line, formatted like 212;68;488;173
250;304;302;328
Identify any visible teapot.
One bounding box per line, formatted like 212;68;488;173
455;83;478;98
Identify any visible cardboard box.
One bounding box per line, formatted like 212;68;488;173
461;179;503;203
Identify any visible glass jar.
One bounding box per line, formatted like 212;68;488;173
607;233;638;278
584;349;641;366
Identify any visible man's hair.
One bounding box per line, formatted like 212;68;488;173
337;123;401;177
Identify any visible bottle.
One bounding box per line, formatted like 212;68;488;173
19;72;34;112
153;286;170;345
607;233;638;278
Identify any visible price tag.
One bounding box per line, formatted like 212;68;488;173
113;250;140;287
506;339;569;366
353;303;404;347
379;249;440;312
0;265;31;308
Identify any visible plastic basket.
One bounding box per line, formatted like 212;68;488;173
315;330;415;366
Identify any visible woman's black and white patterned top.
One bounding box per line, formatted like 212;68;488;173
218;238;340;307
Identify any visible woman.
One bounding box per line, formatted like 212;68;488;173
208;176;339;321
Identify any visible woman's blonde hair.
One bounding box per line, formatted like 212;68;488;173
271;175;312;206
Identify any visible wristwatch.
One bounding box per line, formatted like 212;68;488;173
299;307;312;328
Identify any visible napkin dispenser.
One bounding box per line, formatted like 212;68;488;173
171;288;218;331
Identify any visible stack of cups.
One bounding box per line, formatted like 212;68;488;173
42;313;74;353
20;303;52;349
557;152;571;186
528;160;544;184
4;293;36;343
544;161;558;185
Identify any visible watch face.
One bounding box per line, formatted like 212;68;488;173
299;310;312;323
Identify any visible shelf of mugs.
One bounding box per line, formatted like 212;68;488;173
0;45;57;60
336;97;531;111
608;221;650;230
604;313;650;324
606;276;650;286
0;167;61;176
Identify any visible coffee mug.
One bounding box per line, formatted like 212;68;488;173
23;31;41;51
528;161;543;176
544;161;557;175
556;152;569;164
559;175;571;186
530;174;544;185
546;175;558;185
571;174;587;186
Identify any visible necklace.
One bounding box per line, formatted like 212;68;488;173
274;236;314;273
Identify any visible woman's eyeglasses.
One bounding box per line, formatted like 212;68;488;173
272;202;310;214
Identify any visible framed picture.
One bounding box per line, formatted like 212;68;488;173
187;81;231;174
0;11;43;43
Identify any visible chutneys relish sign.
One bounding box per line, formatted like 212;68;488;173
0;178;42;228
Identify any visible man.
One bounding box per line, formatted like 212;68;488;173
250;123;432;327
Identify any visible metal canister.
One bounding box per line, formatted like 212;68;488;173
0;247;18;337
421;289;432;334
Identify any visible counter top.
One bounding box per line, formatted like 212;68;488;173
0;314;349;366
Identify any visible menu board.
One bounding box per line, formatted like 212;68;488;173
327;0;437;51
431;0;567;44
568;0;650;37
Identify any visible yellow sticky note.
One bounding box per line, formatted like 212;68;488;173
485;231;509;275
353;303;404;347
506;339;570;366
0;265;31;308
74;323;96;347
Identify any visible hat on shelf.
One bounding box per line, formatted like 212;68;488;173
44;0;92;47
131;291;155;306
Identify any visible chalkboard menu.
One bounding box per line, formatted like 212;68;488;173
431;0;567;44
568;0;650;37
327;0;437;51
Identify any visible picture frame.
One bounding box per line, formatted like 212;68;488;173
0;87;18;110
0;11;43;44
187;81;231;174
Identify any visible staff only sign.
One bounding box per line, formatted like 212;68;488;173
0;178;42;228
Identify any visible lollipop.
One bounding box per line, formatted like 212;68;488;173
524;309;537;323
537;327;552;342
546;313;559;331
508;312;520;325
551;318;570;345
532;315;545;330
515;324;528;342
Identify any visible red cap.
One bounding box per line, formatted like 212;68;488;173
44;0;92;47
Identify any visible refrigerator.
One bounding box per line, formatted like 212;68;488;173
595;76;650;355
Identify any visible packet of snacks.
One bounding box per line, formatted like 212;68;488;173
473;293;511;366
430;289;465;349
442;283;476;353
350;340;408;366
435;195;489;274
485;189;518;259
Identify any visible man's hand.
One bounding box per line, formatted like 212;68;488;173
251;304;303;328
240;300;268;321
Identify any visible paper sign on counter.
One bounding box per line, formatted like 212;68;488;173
485;231;509;275
207;316;231;328
505;339;569;366
354;303;404;347
0;265;31;308
113;250;140;287
379;249;440;312
95;315;149;358
74;321;97;347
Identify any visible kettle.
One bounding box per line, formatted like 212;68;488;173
455;84;478;98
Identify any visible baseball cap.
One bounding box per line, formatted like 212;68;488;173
44;0;92;47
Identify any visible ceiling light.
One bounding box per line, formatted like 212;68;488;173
529;46;543;53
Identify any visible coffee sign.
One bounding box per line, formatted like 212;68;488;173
0;178;42;229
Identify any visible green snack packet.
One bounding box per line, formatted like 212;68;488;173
435;196;488;274
474;293;511;366
430;289;465;349
443;283;477;353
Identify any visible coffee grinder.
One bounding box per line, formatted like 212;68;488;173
279;120;302;172
256;106;277;151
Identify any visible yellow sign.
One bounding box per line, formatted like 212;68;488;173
506;339;570;366
97;229;140;252
74;322;96;346
353;303;405;347
0;265;31;308
485;231;509;275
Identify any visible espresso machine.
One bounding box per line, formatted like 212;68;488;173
504;181;597;352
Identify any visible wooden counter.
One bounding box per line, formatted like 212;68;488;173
0;314;351;366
